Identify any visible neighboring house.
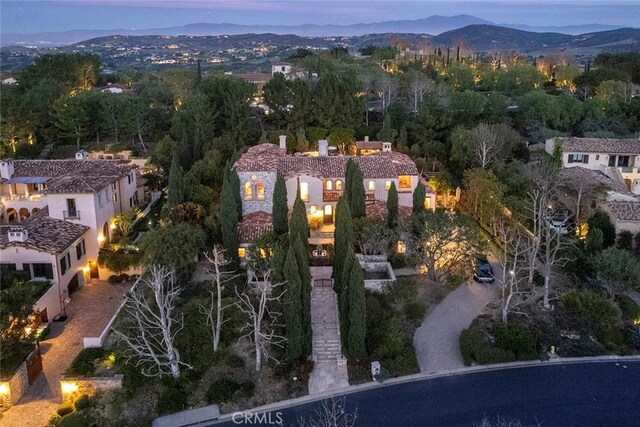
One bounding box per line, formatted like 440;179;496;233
233;136;435;252
354;137;392;156
100;82;129;94
1;76;18;85
0;208;91;319
0;156;139;279
600;201;640;234
545;137;640;195
632;84;640;98
271;62;293;76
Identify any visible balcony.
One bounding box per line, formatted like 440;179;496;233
323;191;343;202
63;210;81;220
0;193;43;202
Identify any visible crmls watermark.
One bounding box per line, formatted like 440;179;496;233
232;411;283;425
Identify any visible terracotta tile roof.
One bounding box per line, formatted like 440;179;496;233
605;201;640;221
365;201;412;221
559;167;629;193
355;141;383;150
554;137;640;154
10;159;135;194
234;143;418;179
0;207;89;253
238;211;273;243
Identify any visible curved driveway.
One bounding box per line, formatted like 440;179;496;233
214;360;640;426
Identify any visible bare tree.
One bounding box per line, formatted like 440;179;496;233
357;221;394;255
495;219;533;323
406;70;435;112
488;51;503;70
199;246;239;352
470;123;506;169
298;397;358;427
114;265;190;379
235;270;286;371
377;74;399;111
538;214;570;309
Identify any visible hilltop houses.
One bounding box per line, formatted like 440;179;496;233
234;136;435;254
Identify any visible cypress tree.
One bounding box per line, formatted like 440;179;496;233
350;165;366;219
271;243;286;284
413;182;426;215
293;236;312;355
347;261;366;359
230;167;242;220
220;169;239;260
284;245;303;361
333;197;353;295
272;176;289;235
344;159;356;206
167;157;185;205
387;181;398;227
289;183;309;249
340;246;356;348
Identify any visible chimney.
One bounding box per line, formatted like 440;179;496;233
382;142;392;152
318;140;329;157
0;159;14;180
75;150;89;160
279;135;287;151
364;136;369;142
8;226;28;243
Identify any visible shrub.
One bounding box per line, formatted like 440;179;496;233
587;211;616;248
474;346;516;365
459;329;483;366
57;401;74;417
388;253;408;268
226;354;245;368
387;277;418;303
66;348;109;377
156;385;187;416
206;379;255;404
58;412;88;427
618;295;640;324
616;230;634;250
560;290;624;347
73;394;93;411
404;301;427;326
49;414;62;426
493;323;537;360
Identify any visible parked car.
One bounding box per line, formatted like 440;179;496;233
547;217;573;235
473;257;495;283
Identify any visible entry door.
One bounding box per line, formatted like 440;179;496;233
67;273;80;294
89;261;99;279
323;205;333;224
26;347;43;385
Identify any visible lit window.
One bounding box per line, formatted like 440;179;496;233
310;205;317;214
238;247;246;258
385;181;392;190
112;193;118;203
397;241;406;254
300;182;309;202
257;182;265;200
368;181;376;191
398;175;411;189
336;180;343;190
325;180;333;190
424;197;431;209
244;182;252;200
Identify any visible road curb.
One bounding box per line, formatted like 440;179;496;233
213;355;640;422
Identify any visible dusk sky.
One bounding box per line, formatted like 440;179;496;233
2;0;639;34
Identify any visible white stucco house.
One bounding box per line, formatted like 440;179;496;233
545;137;640;195
233;136;435;254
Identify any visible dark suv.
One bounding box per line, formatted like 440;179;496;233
473;257;495;283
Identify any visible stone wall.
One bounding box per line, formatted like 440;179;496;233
356;254;396;293
0;352;31;409
238;171;277;215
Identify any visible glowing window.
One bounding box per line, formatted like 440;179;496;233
238;247;246;258
399;175;411;189
325;180;333;190
244;182;252;200
424;197;431;209
336;180;343;190
368;181;376;191
300;182;309;202
310;205;317;214
385;181;392;190
257;182;265;200
397;241;406;254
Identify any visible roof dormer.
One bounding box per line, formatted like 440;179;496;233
8;226;28;242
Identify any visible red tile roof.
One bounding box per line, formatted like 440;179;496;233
238;211;273;243
365;201;412;221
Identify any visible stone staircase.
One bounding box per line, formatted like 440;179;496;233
308;277;349;394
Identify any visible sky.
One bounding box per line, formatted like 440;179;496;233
1;1;639;34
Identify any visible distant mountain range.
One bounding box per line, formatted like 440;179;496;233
1;14;631;47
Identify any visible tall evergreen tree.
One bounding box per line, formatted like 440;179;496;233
229;165;242;220
413;182;426;215
333;197;353;296
271;243;287;285
344;159;357;206
220;168;239;260
387;181;399;227
283;245;303;361
167;157;185;205
349;165;366;219
272;176;289;235
289;182;309;249
347;261;366;359
293;236;312;355
340;246;356;348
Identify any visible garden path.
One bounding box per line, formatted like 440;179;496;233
307;267;349;394
413;259;501;373
0;281;129;427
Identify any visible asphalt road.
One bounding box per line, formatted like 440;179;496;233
213;361;640;427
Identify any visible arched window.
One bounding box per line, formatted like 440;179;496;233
244;182;252;200
257;182;265;200
335;180;343;190
325;180;333;190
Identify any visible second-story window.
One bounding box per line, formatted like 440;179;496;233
335;180;343;190
398;176;411;189
60;252;71;275
76;239;86;260
66;199;77;217
112;182;117;191
368;181;376;191
112;193;118;203
325;180;333;190
257;182;265;200
300;182;309;202
385;181;392;190
244;182;252;200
